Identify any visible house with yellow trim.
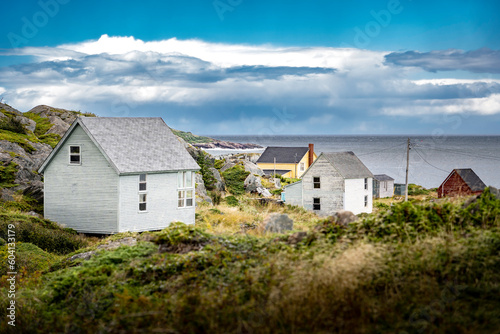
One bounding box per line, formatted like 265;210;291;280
256;144;317;178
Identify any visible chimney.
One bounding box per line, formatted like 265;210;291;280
308;143;314;167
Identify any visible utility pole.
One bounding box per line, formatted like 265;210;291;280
405;137;410;202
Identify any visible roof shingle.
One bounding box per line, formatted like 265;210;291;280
257;147;309;164
321;151;373;179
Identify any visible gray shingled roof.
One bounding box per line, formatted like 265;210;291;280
321;152;373;179
374;174;394;181
257;147;309;164
455;168;486;191
40;117;199;174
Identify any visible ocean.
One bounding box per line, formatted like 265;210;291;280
204;135;500;189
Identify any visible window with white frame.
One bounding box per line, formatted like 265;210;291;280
139;193;147;212
313;197;321;211
178;171;194;208
299;162;305;172
139;174;147;191
69;146;81;165
313;177;321;189
139;174;147;212
364;195;368;207
364;178;368;190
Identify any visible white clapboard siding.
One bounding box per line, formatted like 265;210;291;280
44;126;119;233
302;155;345;216
283;181;303;206
118;172;196;232
345;178;373;215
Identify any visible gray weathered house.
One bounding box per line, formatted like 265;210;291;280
283;151;373;215
39;117;200;234
373;174;395;198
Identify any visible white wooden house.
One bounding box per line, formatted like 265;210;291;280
373;174;395;198
38;117;200;234
283;152;373;215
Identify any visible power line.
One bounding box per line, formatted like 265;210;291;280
415;145;500;162
358;143;406;156
412;147;450;174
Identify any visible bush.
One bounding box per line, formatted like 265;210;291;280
214;159;225;170
225;195;239;207
0;161;18;187
0;117;25;134
221;165;250;195
0;211;88;254
0;242;58;277
209;191;222;205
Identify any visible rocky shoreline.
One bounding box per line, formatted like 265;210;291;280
193;141;262;150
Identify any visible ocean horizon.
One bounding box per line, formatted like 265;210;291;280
204;134;500;189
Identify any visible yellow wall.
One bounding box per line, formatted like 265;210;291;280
257;151;318;178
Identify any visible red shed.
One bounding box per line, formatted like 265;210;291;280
438;168;486;198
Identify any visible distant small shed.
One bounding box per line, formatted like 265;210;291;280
394;183;406;196
438;168;486;198
373;174;395;198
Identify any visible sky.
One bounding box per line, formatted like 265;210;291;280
1;0;500;135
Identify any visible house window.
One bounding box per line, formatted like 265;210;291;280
383;181;387;191
139;174;147;212
139;174;147;191
313;177;321;189
364;178;368;190
178;171;194;208
313;198;321;211
139;193;147;211
69;146;81;165
299;162;305;172
364;195;368;207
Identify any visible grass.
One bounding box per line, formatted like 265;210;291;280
0;190;498;333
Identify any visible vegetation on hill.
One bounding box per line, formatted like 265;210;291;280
171;128;214;144
0;189;498;333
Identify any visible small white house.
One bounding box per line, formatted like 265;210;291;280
373;174;395;198
38;117;200;234
283;152;373;215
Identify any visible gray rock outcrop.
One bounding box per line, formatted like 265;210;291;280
195;173;213;205
209;167;225;192
332;210;359;227
264;213;294;233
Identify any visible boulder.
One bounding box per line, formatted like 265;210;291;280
287;231;308;245
47;115;71;136
257;187;272;198
264;213;294;233
209;167;225;192
242;160;264;176
97;237;137;250
220;161;237;173
23;181;44;203
195;173;213;205
15;116;36;133
0;103;22;115
332;210;358;227
244;174;263;193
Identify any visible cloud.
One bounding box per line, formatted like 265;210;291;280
0;35;499;134
384;48;500;73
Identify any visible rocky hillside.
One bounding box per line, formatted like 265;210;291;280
171;129;262;149
0;103;95;211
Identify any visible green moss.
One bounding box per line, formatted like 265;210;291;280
0;242;59;276
225;195;239;207
0;130;36;152
38;133;61;148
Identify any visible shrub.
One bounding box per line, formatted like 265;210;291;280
0;161;18;187
209;191;222;205
214;159;225;170
221;165;250;195
0;242;58;277
0;117;25;134
0;211;88;254
225;195;239;207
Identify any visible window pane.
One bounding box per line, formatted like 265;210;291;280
178;190;185;199
186;172;192;187
178;199;184;208
70;155;80;163
186;190;193;198
313;198;320;204
178;172;184;188
70;146;80;154
186;198;193;207
139;183;146;191
140;194;147;202
139;203;146;211
139;174;146;182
